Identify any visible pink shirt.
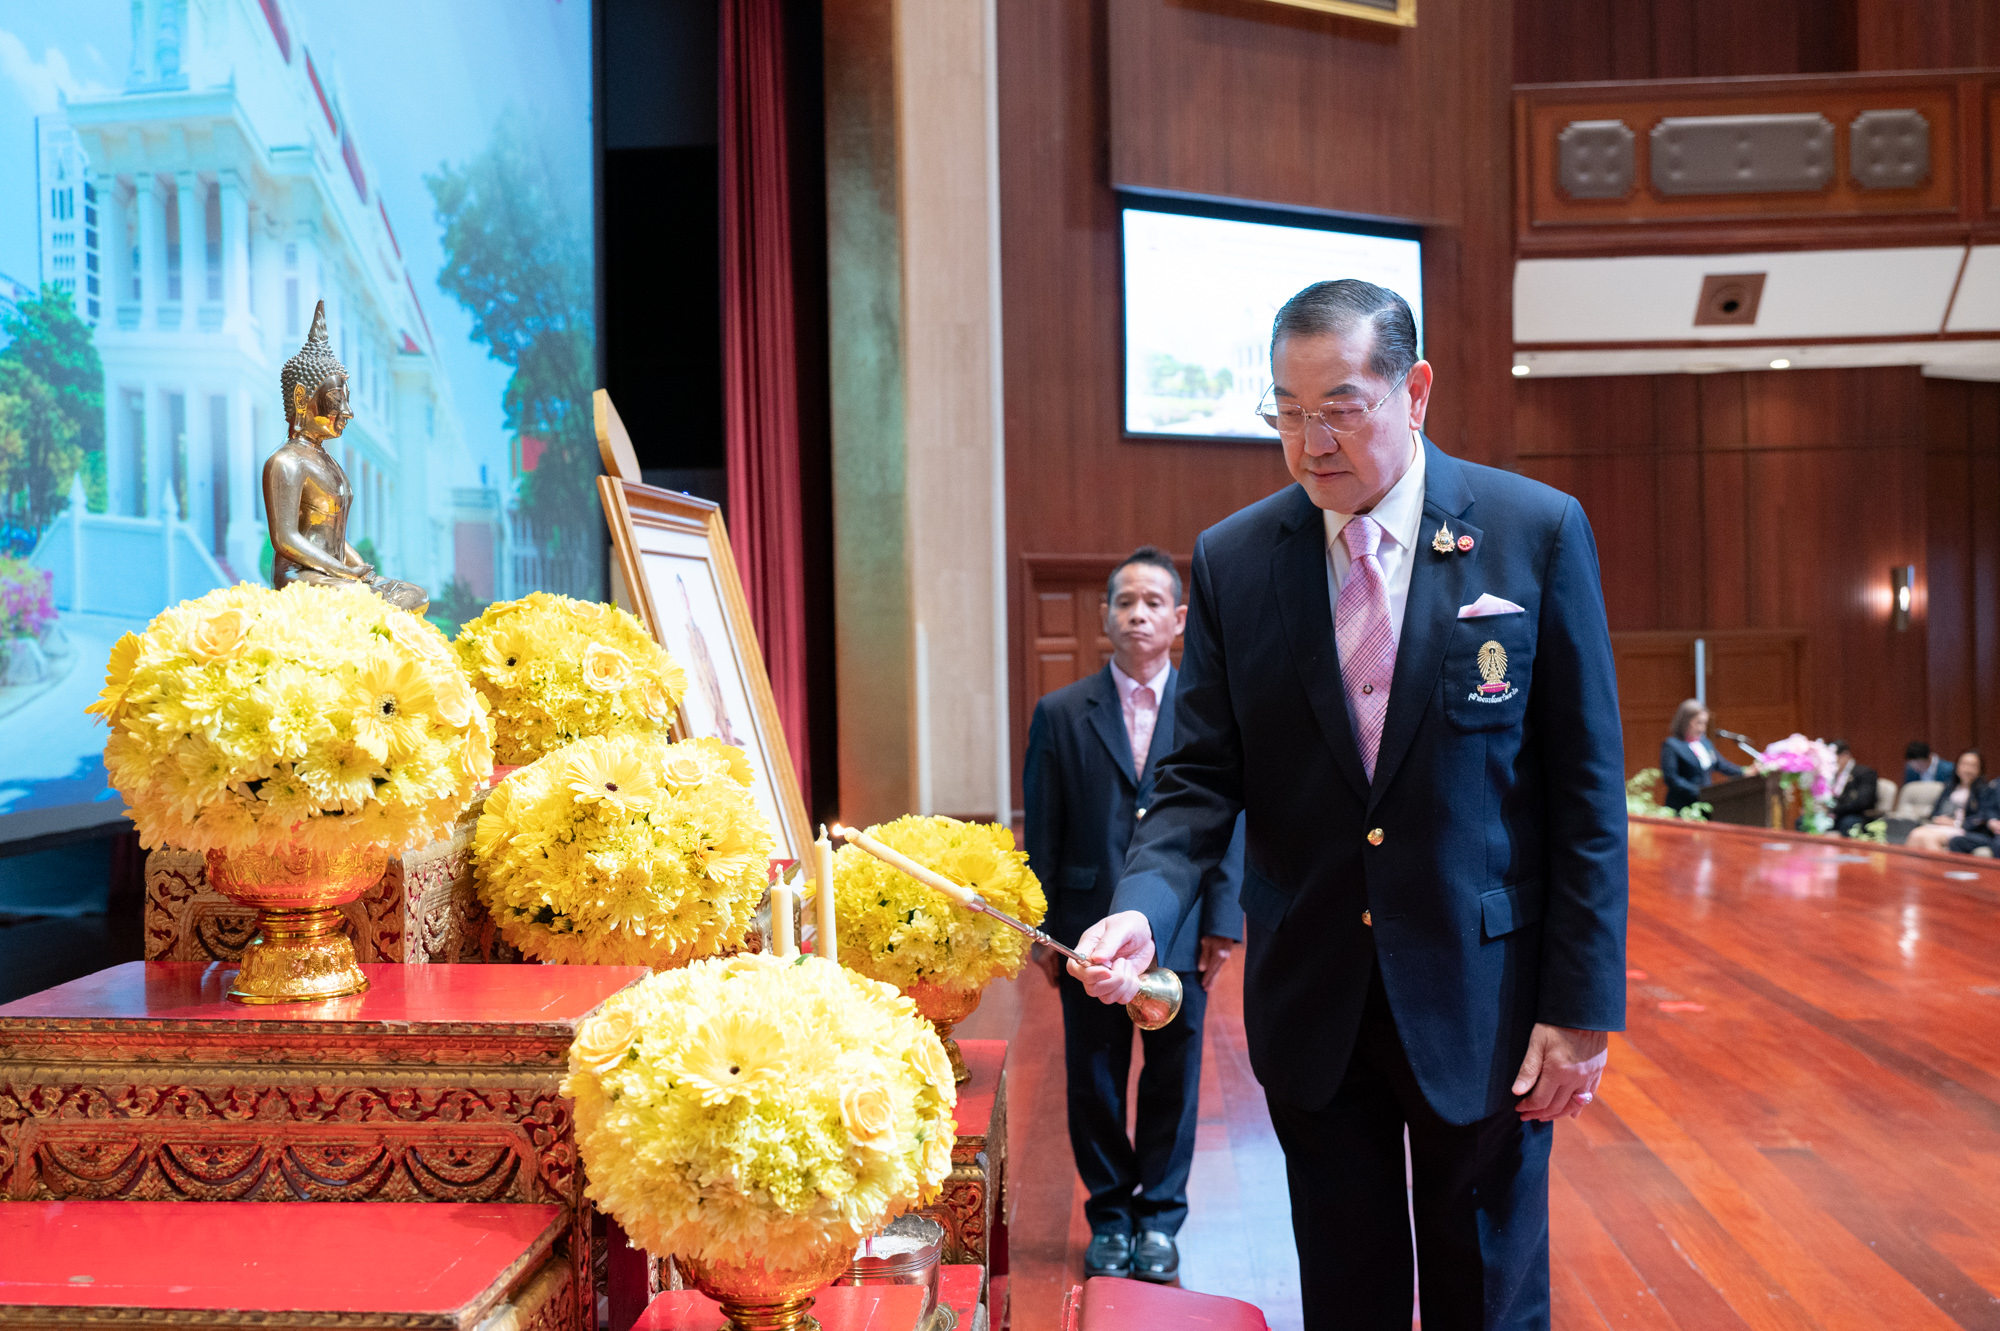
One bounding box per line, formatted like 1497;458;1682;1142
1110;658;1170;778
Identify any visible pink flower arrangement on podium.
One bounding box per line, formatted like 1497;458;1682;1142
1756;733;1840;833
470;732;773;966
564;953;957;1329
453;591;688;765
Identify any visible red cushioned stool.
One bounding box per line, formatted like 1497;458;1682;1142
1062;1276;1268;1331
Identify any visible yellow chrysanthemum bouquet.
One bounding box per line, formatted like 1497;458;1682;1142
828;815;1047;995
564;953;957;1275
92;582;493;855
453;591;688;765
472;731;773;966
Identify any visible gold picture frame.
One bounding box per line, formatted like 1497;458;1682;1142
1261;0;1415;25
598;473;815;868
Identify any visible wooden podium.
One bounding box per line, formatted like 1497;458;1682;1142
1702;772;1784;828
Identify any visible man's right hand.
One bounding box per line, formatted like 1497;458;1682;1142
1070;911;1155;1005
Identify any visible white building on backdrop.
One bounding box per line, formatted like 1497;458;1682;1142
29;0;504;612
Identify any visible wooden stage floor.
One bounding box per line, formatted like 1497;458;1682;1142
961;820;2000;1330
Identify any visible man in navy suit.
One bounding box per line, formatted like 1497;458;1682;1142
1023;547;1244;1284
1075;281;1627;1330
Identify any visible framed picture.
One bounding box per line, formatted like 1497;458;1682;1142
1261;0;1415;25
598;475;814;867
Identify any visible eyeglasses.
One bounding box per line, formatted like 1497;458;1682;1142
1256;368;1411;437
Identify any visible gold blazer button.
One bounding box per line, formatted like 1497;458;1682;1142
1367;828;1384;846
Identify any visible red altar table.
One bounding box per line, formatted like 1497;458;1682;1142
0;962;645;1330
0;1200;573;1328
917;1039;1007;1271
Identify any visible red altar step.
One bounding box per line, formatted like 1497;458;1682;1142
1060;1278;1268;1331
0;1200;573;1328
636;1263;984;1330
0;961;646;1331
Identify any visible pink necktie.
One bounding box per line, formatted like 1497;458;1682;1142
1127;684;1157;780
1336;516;1396;781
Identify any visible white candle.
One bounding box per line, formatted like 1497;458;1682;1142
771;879;795;958
816;826;837;964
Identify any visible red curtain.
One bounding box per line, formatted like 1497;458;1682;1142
721;0;812;809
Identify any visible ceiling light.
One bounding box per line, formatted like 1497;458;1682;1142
1511;364;1531;377
1769;357;1791;369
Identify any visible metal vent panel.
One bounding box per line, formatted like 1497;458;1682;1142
1650;114;1834;195
1850;109;1931;191
1557;120;1636;200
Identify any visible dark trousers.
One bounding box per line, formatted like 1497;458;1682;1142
1057;966;1207;1236
1949;830;1996;854
1265;964;1552;1331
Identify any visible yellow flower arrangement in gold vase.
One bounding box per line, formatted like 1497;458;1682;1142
453;591;688;765
565;953;957;1331
825;815;1046;1081
90;582;494;1002
472;732;773;966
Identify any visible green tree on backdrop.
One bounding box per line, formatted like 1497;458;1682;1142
0;288;103;538
427;108;596;579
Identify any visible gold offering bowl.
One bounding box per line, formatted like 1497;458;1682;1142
904;980;982;1084
204;843;387;1004
683;1240;854;1331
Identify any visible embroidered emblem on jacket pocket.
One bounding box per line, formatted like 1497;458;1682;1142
1469;640;1518;704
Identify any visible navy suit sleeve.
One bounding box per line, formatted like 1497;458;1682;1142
1112;534;1246;955
1197;812;1246;942
1023;697;1064;892
1528;498;1628;1031
1660;740;1699;806
1716;751;1746;779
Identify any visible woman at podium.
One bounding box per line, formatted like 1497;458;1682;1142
1661;699;1744;812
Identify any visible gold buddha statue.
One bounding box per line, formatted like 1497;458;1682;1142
263;301;427;613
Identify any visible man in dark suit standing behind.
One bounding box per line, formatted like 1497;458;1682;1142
1024;547;1244;1285
1074;281;1628;1330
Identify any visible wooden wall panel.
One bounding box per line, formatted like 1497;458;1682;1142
999;0;1512;806
1518;366;1939;778
1855;0;2000;72
1923;378;2000;765
1514;0;1856;84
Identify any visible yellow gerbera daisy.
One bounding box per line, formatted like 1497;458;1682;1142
562;738;660;814
676;1011;785;1106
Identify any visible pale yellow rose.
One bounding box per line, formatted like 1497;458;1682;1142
434;673;476;729
841;1079;897;1150
573;1006;639;1075
639;679;674;722
187;607;247;663
582;642;633;692
912;1034;955;1091
663;752;708;787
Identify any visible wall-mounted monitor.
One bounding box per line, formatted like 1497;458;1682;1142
1121;195;1423;443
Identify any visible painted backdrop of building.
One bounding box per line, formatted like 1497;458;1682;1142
0;0;597;815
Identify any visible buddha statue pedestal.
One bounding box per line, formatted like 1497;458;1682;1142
0;962;648;1331
143;792;518;965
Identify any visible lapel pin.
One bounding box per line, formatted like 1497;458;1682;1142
1431;522;1455;554
1457;534;1474;553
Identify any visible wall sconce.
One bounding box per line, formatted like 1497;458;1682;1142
1891;564;1915;631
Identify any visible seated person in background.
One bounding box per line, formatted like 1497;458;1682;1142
1827;741;1880;835
1904;741;1952;786
1905;750;1991;854
1661;699;1743;811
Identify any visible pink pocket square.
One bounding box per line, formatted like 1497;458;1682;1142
1457;594;1526;619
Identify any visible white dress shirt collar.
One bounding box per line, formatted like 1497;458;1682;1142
1323;437;1428;643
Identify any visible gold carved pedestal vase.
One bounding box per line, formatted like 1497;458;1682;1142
204;843;388;1003
682;1240;854;1331
904;980;981;1084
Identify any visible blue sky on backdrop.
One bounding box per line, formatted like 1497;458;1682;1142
0;0;594;478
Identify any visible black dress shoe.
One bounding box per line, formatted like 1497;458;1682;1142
1083;1230;1133;1278
1132;1230;1179;1283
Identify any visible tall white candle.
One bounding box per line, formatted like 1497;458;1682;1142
816;825;837;964
771;879;795;958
